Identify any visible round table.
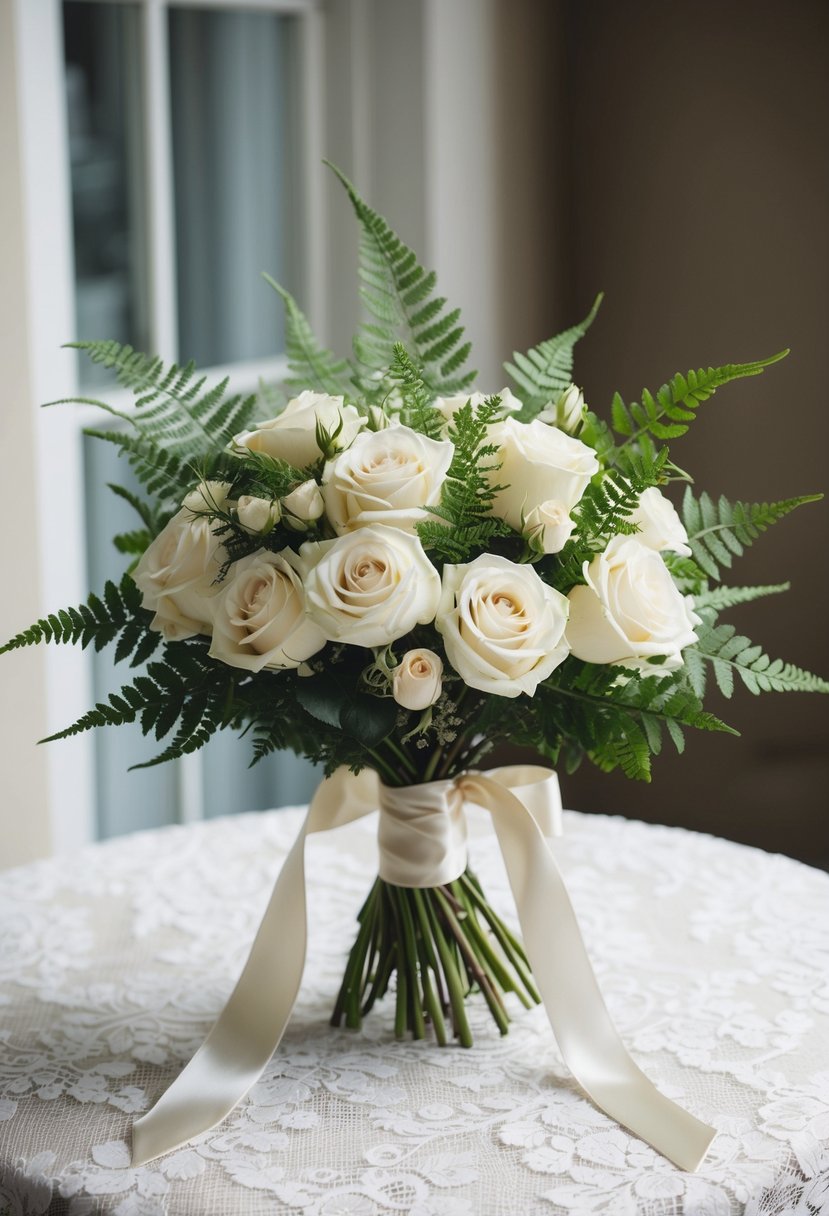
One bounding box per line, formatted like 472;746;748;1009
2;806;828;1215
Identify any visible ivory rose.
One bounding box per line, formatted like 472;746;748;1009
393;649;444;711
537;383;585;435
488;417;599;530
282;480;325;526
322;425;454;533
237;495;281;534
182;480;233;514
132;508;225;641
208;550;325;673
234;391;363;468
523;500;576;555
629;487;692;557
566;535;700;674
436;554;570;697
300;525;441;648
433;387;522;426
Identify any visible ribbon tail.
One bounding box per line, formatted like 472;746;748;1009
464;774;716;1173
131;767;379;1166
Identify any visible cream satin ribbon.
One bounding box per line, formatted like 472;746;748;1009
131;766;715;1172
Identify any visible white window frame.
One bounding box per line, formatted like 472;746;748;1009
13;0;327;851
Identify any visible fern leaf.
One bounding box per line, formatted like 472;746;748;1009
505;294;603;417
263;275;350;397
611;350;788;454
682;489;822;579
59;340;258;461
693;623;829;696
326;162;475;397
694;582;791;613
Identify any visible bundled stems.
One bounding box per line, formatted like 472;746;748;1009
331;868;539;1045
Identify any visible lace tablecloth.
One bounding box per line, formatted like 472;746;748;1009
2;806;829;1215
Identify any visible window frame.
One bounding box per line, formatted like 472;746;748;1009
13;0;327;850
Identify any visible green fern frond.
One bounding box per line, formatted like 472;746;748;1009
388;343;445;438
113;529;152;556
416;396;513;563
609;352;788;460
694;582;791;613
505;294;603;418
686;622;829;699
107;482;158;532
327;162;475;397
682;488;822;580
547;453;668;590
0;575;155;667
263;275;350;397
41;647;237;765
84;428;191;498
56;340;258;461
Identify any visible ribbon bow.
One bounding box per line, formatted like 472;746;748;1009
131;766;715;1171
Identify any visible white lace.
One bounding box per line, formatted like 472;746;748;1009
1;808;828;1214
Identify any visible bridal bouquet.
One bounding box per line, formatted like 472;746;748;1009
4;168;828;1167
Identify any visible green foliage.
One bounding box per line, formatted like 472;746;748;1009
295;676;397;747
84;427;194;498
608;352;788;466
327;162;475;398
53;340;258;462
263;275;350;398
686;622;829;699
694;582;791;613
526;662;735;782
546;453;667;591
682;488;822;580
389;343;446;438
0;575;160;667
41;645;235;766
505;294;603;418
416;397;514;563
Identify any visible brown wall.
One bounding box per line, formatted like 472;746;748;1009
497;0;829;865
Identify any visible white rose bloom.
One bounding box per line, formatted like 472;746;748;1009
629;487;692;557
208;549;325;673
433;387;523;425
393;649;444;711
300;525;441;648
282;479;325;525
322;425;454;534
488;416;599;530
524;500;576;555
132;508;225;641
237;495;281;534
233;391;363;468
566;535;700;675
537;383;585;434
436;554;570;698
182;480;233;514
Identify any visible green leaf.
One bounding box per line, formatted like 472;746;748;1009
683;489;822;580
693;623;829;696
505;294;603;418
610;350;789;456
295;677;345;729
263;275;350;397
326;161;475;398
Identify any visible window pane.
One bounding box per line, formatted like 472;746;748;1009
169;8;303;368
63;2;149;385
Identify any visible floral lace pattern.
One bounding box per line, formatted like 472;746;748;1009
1;808;828;1214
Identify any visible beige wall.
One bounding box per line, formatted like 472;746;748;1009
0;0;52;867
